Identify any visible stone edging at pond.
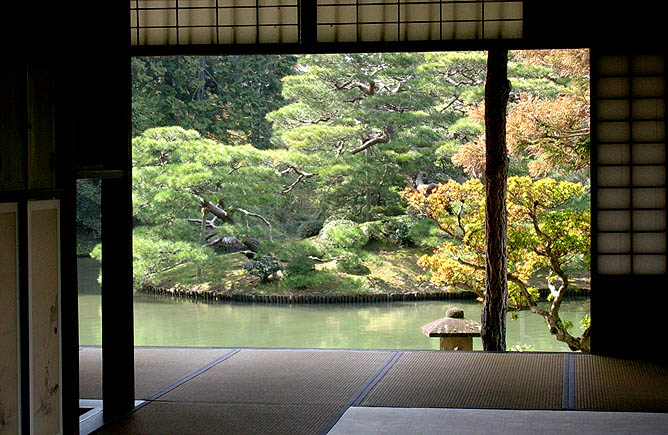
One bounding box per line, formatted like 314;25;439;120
137;286;588;304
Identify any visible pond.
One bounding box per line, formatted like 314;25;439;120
78;258;590;352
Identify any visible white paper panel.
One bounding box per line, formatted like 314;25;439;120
632;121;665;142
404;22;441;41
402;2;439;22
632;165;666;186
633;188;666;209
595;53;666;275
179;0;217;6
633;233;666;254
633;255;667;274
138;27;178;45
597;188;631;209
597;100;630;121
484;2;523;20
28;200;61;435
597;166;630;186
631;77;665;98
598;233;631;253
597;122;630;143
133;0;300;45
138;6;176;28
0;203;20;434
598;255;631;274
359;4;397;22
132;0;521;45
632;99;665;120
632;143;666;164
318;23;356;42
442;21;482;40
597;144;630;165
632;55;665;75
218;7;255;26
178;8;216;25
598;211;631;232
633;210;666;231
597;55;629;75
597;78;630;98
361;24;398;41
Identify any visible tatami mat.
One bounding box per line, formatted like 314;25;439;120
97;401;342;435
360;351;564;409
576;355;668;412
79;346;233;399
160;349;392;405
328;406;668;435
79;347;103;399
85;348;668;434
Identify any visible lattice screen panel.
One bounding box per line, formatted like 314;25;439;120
131;0;300;45
317;0;522;43
594;54;667;275
130;0;522;45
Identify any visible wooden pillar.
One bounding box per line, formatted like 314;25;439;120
101;176;135;420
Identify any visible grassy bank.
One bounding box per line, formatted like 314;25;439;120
139;245;445;297
136;243;590;301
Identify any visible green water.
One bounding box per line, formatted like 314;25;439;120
78;258;590;352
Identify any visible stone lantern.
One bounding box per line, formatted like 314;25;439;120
420;307;481;351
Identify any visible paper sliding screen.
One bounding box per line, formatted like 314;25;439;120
130;0;522;46
317;0;522;43
0;203;20;434
594;54;667;275
28;200;62;435
131;0;300;45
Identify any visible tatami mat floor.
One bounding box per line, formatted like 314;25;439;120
80;347;668;434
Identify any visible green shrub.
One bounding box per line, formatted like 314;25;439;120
279;270;363;293
369;204;405;217
285;256;315;276
408;218;443;248
380;216;414;246
319;219;369;249
296;219;324;238
269;240;321;277
323;213;353;226
336;255;370;275
359;221;383;241
243;254;281;283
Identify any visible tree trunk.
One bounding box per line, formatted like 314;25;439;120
195;56;207;101
481;49;511;352
365;148;372;221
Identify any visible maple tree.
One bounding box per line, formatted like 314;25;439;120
402;176;591;352
452;49;590;179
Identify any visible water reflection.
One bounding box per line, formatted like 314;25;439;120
78;258;590;352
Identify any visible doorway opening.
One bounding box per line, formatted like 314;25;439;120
78;49;590;355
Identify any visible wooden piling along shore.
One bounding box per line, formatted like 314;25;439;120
137;286;588;304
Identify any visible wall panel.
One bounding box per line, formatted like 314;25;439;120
28;200;61;435
0;203;20;434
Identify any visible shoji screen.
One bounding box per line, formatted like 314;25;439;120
593;54;666;275
0;203;20;434
131;0;300;45
28;200;62;435
317;0;522;43
130;1;522;46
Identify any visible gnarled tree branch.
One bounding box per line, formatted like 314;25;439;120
350;128;392;155
279;165;316;193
